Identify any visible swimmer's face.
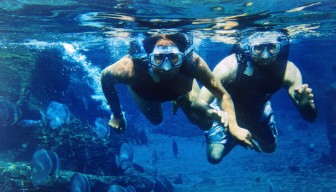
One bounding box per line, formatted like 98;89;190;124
250;43;278;67
150;39;182;79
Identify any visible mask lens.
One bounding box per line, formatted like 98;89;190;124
149;53;183;67
153;54;164;65
168;53;180;65
267;43;280;54
252;44;264;56
251;43;281;56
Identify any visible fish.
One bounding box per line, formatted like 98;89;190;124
46;101;71;129
47;151;60;177
152;150;158;166
17;120;43;128
119;159;132;171
172;139;178;158
137;129;148;145
71;173;91;192
0;99;22;129
125;185;136;192
117;142;146;173
30;149;60;187
93;117;109;138
108;184;127;192
267;177;274;192
119;143;133;163
17;110;48;128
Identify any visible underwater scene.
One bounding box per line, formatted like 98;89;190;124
0;0;336;191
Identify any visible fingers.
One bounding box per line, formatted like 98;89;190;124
112;125;125;133
250;139;262;152
115;127;125;133
243;139;262;152
241;133;262;152
241;132;253;149
295;84;308;93
220;111;228;127
109;119;125;134
295;85;315;103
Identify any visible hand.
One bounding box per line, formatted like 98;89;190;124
109;114;126;133
294;84;315;106
231;127;261;152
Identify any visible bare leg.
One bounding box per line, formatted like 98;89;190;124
128;87;163;125
206;143;234;164
175;80;201;125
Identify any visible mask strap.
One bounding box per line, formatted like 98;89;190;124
183;45;194;56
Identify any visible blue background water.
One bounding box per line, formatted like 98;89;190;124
0;0;336;191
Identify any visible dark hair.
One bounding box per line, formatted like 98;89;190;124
128;40;143;55
143;33;190;53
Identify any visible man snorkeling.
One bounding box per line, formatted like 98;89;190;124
193;31;317;164
101;33;247;142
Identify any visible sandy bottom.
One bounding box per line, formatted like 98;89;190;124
131;120;336;192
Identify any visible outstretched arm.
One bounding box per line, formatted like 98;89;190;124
101;57;132;132
283;61;317;122
192;54;254;149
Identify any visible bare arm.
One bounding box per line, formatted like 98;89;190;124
283;61;317;121
192;54;254;148
101;56;133;132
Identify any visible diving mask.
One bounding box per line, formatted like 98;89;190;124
241;31;288;57
250;43;281;56
149;46;183;68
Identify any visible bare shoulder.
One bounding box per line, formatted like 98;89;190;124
283;60;302;87
104;56;135;78
191;52;207;67
213;54;238;80
284;61;301;80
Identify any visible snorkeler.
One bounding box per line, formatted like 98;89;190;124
101;33;248;143
193;31;317;164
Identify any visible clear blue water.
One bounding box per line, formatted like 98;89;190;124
0;0;336;192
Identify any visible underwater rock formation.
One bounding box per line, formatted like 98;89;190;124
0;160;153;191
31;48;70;104
0;48;35;103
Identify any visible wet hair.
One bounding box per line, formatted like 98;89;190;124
143;33;191;54
128;40;143;55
